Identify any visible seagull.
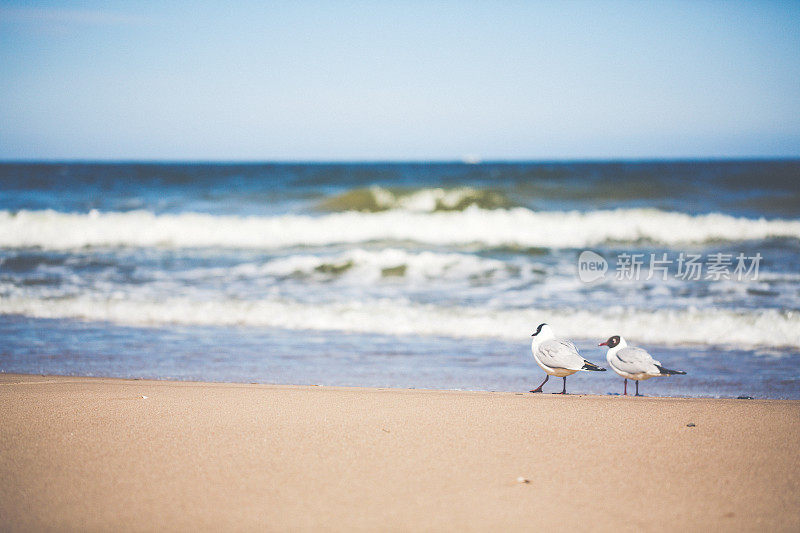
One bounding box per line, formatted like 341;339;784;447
530;323;606;394
599;335;686;396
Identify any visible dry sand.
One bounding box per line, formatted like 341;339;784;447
1;373;798;532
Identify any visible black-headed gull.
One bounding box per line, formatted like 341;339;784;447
599;335;686;396
530;323;606;394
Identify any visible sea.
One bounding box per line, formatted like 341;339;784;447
1;161;799;398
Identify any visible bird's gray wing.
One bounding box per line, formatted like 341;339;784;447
537;339;584;371
612;347;659;375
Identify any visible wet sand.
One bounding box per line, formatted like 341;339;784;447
1;373;798;531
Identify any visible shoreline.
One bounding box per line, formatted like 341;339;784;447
2;368;789;401
1;371;784;399
2;373;798;531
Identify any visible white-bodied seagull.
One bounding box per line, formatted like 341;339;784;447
530;323;606;394
599;335;686;396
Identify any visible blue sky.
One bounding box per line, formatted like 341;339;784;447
1;1;799;160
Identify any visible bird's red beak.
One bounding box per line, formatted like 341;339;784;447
598;341;608;346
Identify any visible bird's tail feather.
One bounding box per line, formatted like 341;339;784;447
655;364;686;375
581;361;606;371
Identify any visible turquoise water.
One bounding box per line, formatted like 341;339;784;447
1;161;799;398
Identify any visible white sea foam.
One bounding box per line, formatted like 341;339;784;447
248;248;510;281
319;186;511;212
368;186;509;212
2;295;798;348
1;208;799;250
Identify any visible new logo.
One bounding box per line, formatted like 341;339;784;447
577;250;608;283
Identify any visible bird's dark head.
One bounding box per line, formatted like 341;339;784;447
599;335;621;348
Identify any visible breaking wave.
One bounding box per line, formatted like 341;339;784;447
2;208;799;250
1;296;798;348
318;186;512;212
219;248;512;281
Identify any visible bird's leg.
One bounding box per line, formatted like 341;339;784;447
623;379;627;396
635;381;642;397
559;376;567;395
529;374;549;393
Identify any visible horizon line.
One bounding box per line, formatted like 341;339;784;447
1;156;799;165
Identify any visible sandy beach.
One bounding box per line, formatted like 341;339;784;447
1;373;798;532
